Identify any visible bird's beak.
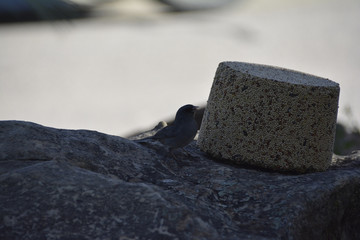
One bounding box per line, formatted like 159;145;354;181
193;106;199;111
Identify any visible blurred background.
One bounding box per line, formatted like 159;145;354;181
0;0;359;153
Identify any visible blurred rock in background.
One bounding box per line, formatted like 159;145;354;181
335;123;360;155
0;0;236;22
0;0;91;22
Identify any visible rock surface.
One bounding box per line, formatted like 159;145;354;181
1;120;360;240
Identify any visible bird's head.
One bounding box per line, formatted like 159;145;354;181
175;104;199;120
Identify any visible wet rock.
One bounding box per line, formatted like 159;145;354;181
1;120;359;239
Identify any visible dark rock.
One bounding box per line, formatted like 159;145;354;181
0;0;90;23
1;120;360;239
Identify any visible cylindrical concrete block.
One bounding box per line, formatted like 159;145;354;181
198;62;340;173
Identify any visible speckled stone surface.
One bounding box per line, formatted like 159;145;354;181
198;62;340;173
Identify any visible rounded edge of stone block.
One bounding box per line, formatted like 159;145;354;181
198;61;340;173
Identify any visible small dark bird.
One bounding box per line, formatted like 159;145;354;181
137;104;199;156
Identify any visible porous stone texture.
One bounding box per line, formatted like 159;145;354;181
198;61;340;173
0;121;360;239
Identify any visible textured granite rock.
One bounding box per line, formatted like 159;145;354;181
1;121;360;240
198;62;340;173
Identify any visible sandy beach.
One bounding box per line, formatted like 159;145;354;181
0;0;359;135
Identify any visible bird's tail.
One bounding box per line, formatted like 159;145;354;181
134;137;154;143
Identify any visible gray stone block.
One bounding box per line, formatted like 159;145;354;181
198;61;340;173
